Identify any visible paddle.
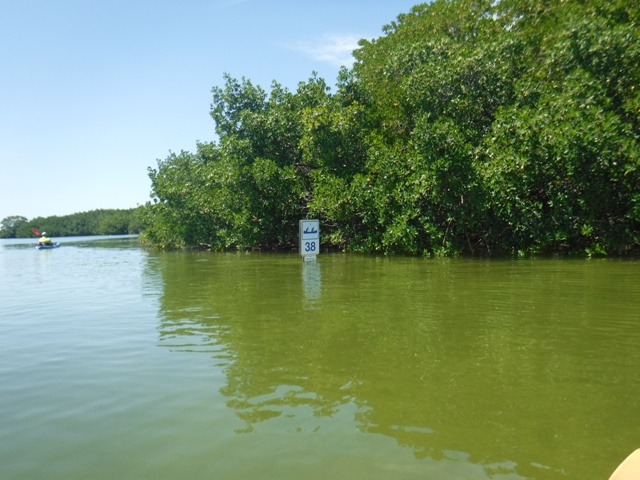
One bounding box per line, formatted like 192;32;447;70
31;228;41;236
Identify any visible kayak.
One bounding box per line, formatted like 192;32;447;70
36;242;60;249
609;449;640;479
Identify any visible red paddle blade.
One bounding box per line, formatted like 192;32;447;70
31;228;40;236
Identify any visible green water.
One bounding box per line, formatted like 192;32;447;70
1;237;638;479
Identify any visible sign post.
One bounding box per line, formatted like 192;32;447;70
299;219;320;261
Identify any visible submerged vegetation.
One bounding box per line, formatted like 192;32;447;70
142;0;640;256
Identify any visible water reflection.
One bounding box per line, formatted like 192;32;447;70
301;260;321;309
149;253;640;479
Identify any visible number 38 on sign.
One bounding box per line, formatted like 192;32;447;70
299;219;320;260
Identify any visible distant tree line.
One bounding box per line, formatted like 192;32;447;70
0;208;143;239
142;0;639;256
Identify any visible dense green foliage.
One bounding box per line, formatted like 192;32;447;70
143;0;640;255
0;208;143;238
0;216;29;239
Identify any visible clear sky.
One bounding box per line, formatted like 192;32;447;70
0;0;420;222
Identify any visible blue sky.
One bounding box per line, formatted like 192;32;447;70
0;0;420;223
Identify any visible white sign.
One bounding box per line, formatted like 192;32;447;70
300;219;320;259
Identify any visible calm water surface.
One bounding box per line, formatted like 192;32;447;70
0;236;639;479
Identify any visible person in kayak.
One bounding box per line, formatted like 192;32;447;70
38;232;53;246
